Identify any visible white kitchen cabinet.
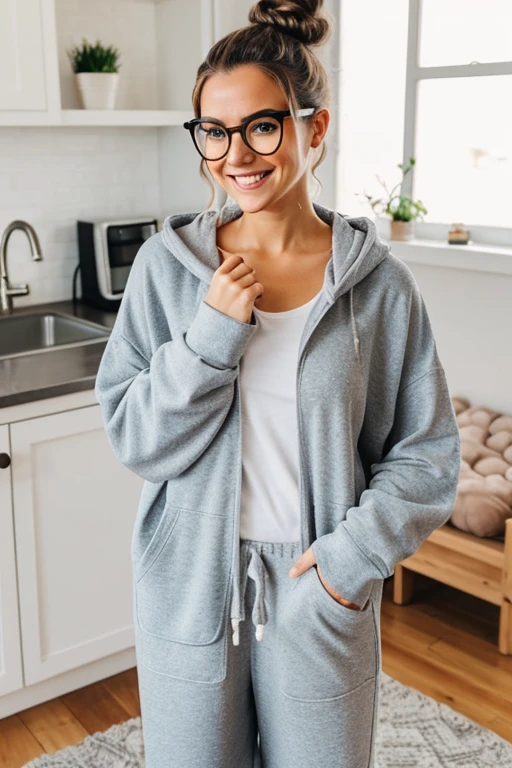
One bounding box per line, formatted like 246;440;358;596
0;0;62;122
0;425;24;698
0;390;143;717
0;0;47;110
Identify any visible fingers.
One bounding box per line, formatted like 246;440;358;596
289;546;316;577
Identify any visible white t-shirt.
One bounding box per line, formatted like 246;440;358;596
238;289;322;542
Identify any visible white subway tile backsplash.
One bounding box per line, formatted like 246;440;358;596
1;126;162;307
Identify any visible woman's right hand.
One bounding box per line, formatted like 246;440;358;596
204;253;264;325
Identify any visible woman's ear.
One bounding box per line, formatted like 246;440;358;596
311;108;330;149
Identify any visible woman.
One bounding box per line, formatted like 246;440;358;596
95;1;461;766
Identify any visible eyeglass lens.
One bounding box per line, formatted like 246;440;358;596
194;115;282;160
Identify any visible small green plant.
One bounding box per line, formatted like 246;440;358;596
358;157;427;222
67;38;121;74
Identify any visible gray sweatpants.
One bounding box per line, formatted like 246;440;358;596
136;538;382;768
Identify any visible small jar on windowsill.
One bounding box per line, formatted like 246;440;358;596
448;223;470;245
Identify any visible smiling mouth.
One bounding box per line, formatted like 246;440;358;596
229;170;274;188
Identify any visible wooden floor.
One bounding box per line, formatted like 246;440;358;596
1;575;511;767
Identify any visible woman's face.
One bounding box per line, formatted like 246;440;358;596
199;64;329;213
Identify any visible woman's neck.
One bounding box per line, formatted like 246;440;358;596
217;206;332;259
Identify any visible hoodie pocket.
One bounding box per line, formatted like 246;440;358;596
277;566;377;701
135;505;231;645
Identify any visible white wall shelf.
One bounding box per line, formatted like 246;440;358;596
0;110;192;127
60;109;191;127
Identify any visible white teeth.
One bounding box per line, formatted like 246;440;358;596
235;172;268;185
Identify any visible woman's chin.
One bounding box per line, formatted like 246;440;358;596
230;197;271;213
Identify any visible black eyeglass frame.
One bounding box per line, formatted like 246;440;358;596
183;107;318;161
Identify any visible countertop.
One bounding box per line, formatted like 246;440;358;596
0;299;118;409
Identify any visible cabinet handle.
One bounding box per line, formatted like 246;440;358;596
0;453;11;469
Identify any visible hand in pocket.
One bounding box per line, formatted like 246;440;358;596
289;545;362;610
316;565;362;610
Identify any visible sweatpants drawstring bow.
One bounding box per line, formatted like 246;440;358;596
230;543;270;646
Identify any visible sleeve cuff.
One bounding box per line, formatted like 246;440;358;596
310;528;383;609
185;299;257;370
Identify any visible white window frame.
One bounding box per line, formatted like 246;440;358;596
402;0;512;248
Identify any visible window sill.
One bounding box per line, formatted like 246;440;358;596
386;238;512;276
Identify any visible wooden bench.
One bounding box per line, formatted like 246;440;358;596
393;516;512;654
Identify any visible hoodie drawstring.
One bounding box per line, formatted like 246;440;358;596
349;286;361;364
230;543;269;646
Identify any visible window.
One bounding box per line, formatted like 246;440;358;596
337;0;511;249
403;0;512;245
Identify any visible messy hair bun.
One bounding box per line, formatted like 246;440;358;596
249;0;331;47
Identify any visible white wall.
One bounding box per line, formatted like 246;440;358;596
402;262;512;414
336;0;408;218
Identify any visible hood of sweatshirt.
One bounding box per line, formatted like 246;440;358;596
161;198;391;303
161;197;391;364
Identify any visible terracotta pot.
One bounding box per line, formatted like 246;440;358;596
390;220;415;241
76;72;119;110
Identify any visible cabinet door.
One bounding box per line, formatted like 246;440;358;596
10;405;143;686
0;425;24;696
0;0;47;110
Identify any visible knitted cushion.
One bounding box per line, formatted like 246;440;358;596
449;396;512;541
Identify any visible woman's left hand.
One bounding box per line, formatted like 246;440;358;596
289;546;362;610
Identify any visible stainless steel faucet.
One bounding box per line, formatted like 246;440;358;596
0;220;43;315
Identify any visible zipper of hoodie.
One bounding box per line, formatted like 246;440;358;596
296;295;334;552
231;363;243;637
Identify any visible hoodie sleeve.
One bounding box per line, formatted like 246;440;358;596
310;281;461;610
94;238;257;484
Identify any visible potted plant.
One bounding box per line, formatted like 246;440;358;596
67;38;121;110
358;157;427;241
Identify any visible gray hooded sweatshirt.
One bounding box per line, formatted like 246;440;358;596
94;199;461;664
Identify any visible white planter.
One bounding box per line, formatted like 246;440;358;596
75;72;119;110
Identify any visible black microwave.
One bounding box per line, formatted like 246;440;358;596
77;217;158;311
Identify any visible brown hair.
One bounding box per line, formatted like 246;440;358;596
190;0;334;209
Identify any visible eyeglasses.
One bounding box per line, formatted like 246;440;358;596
183;107;317;161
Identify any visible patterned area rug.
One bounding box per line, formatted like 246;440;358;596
22;671;512;767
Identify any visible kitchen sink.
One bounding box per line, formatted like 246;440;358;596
0;311;111;360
